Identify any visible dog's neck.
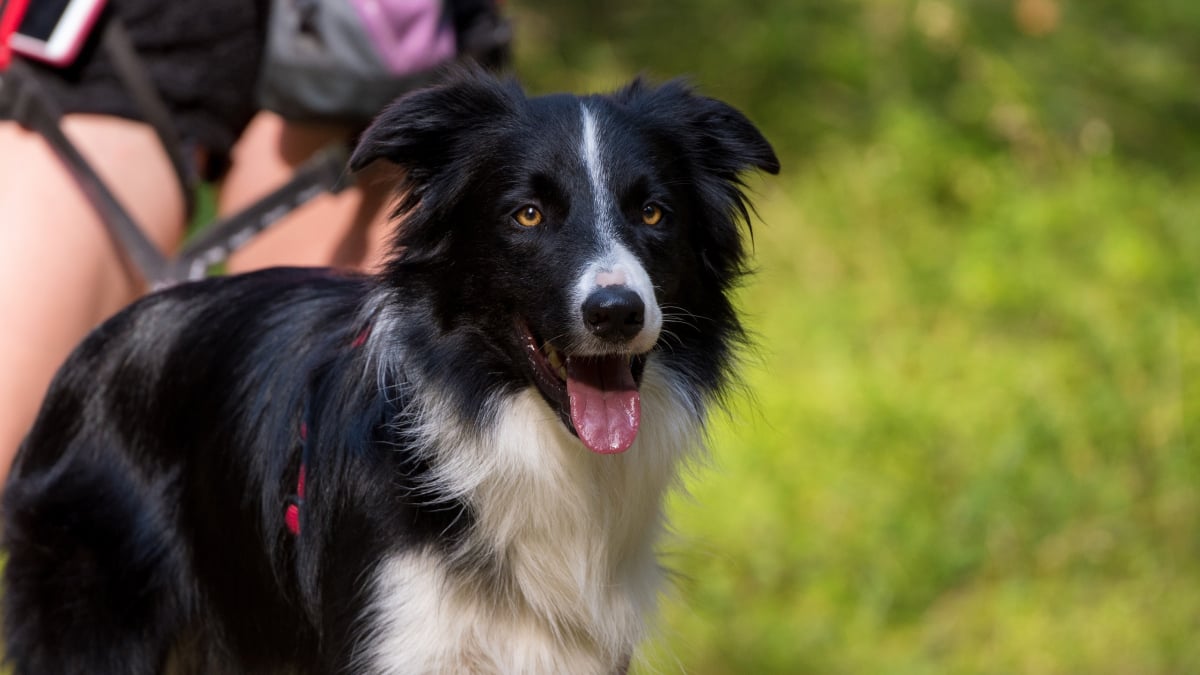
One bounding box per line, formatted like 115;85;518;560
404;358;706;662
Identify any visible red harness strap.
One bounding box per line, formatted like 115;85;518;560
284;423;308;535
285;325;371;536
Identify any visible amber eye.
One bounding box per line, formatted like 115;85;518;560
641;203;664;226
514;205;544;227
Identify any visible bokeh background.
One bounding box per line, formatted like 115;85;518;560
509;1;1200;673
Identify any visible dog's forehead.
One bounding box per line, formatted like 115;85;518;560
523;93;643;146
515;93;660;186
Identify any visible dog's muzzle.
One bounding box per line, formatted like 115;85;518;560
582;286;645;343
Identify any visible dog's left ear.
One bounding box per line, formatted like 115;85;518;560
349;68;519;179
698;97;781;176
619;79;780;178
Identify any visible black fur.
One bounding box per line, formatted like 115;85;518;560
3;69;777;674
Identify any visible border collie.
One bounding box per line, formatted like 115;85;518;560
2;69;778;674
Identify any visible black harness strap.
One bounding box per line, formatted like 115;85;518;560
101;18;197;218
168;144;351;284
0;18;354;288
1;56;171;282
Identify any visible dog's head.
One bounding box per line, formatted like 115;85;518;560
352;69;778;454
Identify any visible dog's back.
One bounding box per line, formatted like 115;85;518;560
3;70;777;674
4;269;373;672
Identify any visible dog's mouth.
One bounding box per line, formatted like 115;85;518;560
519;322;646;454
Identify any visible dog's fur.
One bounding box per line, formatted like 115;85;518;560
2;70;778;674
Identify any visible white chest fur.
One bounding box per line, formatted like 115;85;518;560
356;362;703;674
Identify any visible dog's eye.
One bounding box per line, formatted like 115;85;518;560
641;203;664;226
514;205;544;228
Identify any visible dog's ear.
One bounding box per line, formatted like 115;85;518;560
349;68;520;177
618;79;780;178
689;93;781;177
617;79;778;285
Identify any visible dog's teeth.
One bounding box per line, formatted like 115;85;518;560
547;348;562;370
556;364;567;380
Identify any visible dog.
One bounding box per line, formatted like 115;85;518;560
2;69;778;674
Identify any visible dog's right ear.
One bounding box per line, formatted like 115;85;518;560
350;69;520;180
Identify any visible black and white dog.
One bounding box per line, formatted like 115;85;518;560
2;69;778;674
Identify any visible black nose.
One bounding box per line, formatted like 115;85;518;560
582;286;645;342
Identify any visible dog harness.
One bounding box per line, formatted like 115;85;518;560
285;325;371;536
284;423;309;536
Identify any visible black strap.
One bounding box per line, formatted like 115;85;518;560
1;58;171;282
167;144;351;284
101;18;197;218
1;29;355;288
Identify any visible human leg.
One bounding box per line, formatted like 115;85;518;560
0;115;184;484
221;111;395;274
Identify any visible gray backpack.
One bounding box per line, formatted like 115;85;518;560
258;0;510;125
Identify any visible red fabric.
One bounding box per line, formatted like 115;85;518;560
0;0;32;70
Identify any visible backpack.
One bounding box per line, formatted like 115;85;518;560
258;0;511;125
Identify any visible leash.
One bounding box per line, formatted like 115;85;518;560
0;17;354;288
100;18;198;219
167;144;350;286
1;55;172;281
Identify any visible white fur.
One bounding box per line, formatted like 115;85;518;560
581;105;611;236
358;360;705;674
574;106;664;355
572;246;664;356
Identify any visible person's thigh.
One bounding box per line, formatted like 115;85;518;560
0;114;184;483
221;111;394;274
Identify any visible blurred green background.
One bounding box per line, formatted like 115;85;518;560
508;1;1200;673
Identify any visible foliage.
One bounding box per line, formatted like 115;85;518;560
510;1;1200;672
513;0;1200;169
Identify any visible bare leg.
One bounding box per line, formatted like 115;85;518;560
0;115;185;484
221;111;395;274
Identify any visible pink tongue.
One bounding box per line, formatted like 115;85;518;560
566;355;640;454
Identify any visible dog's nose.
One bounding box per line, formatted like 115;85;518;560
582;286;645;342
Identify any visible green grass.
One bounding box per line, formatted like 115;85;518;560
635;106;1200;673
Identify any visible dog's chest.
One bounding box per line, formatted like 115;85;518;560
358;548;636;675
356;383;697;674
